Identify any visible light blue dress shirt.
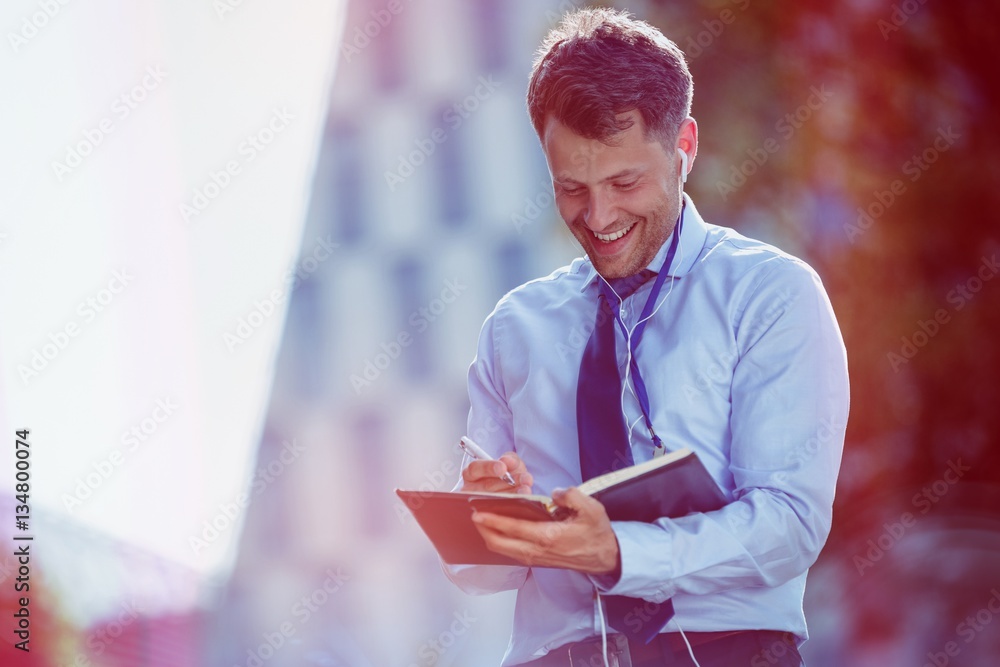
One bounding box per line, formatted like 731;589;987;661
445;195;849;666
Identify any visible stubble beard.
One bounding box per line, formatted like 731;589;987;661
578;200;676;280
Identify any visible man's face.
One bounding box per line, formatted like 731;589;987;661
541;111;685;280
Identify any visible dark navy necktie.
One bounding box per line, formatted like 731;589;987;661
576;270;675;645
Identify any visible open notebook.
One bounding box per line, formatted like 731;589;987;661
396;448;727;565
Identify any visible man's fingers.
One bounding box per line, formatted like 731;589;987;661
473;511;568;544
461;453;533;493
472;521;538;563
461;461;518;493
514;471;534;494
472;512;577;567
551;487;605;520
472;510;532;539
498;452;528;476
462;459;510;483
551;486;587;508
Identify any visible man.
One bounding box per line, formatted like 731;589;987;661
445;8;848;667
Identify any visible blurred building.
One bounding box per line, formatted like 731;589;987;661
214;1;582;666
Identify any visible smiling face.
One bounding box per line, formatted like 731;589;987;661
542;111;695;280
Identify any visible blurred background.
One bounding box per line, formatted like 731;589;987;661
2;0;1000;665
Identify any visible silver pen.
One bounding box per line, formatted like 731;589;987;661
459;436;517;486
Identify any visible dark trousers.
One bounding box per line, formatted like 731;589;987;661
514;630;804;667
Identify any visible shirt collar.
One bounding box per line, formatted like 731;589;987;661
579;193;709;292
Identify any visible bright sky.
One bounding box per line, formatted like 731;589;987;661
0;0;345;598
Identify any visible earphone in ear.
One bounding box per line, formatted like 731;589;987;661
677;149;689;184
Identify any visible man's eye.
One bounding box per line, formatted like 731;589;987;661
614;181;638;190
561;186;585;196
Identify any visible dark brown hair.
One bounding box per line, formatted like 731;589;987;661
527;7;692;146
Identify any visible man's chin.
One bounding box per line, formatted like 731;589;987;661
584;231;646;279
591;257;637;281
582;240;622;276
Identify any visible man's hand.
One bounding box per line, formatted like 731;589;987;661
460;451;533;494
471;487;621;576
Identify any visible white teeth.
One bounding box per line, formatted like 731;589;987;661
594;224;634;242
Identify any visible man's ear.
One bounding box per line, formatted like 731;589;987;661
675;117;698;183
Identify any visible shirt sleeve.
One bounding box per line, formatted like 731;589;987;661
592;258;849;602
440;300;530;594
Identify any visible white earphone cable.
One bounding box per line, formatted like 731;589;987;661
595;592;610;667
618;218;685;448
673;619;703;667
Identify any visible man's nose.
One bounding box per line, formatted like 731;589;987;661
583;190;615;231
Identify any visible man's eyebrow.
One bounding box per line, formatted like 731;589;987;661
602;168;642;182
554;168;643;186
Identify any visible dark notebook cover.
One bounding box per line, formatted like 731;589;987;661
396;450;728;565
590;453;727;523
395;490;531;566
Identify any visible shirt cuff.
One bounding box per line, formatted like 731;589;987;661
588;521;676;603
441;561;528;595
588;543;623;591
